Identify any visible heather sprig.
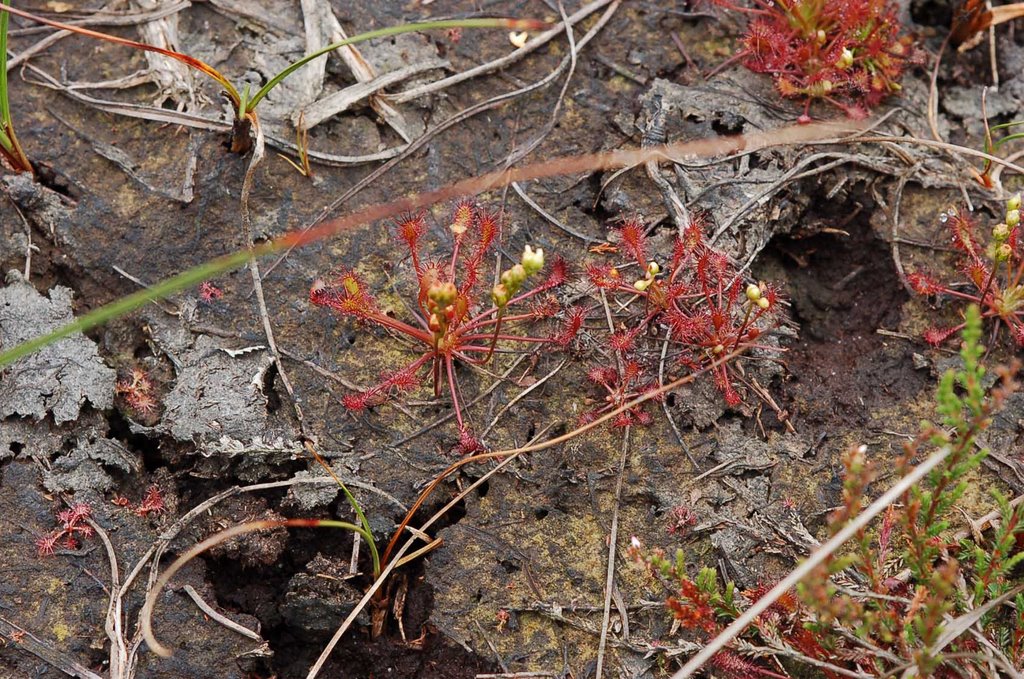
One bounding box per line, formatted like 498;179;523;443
967;490;1024;605
641;310;1024;676
628;540;817;678
311;203;578;451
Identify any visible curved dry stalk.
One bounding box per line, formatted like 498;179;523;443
927;34;950;144
86;516;127;679
139;518;365;657
181;585;263;642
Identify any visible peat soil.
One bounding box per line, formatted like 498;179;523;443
1;1;1023;678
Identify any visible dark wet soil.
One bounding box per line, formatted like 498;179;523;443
761;210;930;432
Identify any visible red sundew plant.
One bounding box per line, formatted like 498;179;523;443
587;217;782;408
667;504;699;536
36;503;94;557
906;195;1024;347
717;0;918;121
579;360;663;428
311;202;581;452
198;281;223;302
135;485;166;517
115;367;158;419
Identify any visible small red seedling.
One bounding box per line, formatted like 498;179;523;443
198;281;223;302
588;218;782;408
580;359;662;428
135;485;166;517
311;202;580;451
716;0;918;121
667;504;699;536
110;485;165;516
115;367;158;418
36;503;94;557
907;196;1024;346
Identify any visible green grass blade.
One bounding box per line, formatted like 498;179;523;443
0;0;12;129
0;0;29;172
992;132;1024;152
246;17;544;112
989;120;1024;133
0;246;261;368
0;126;15;156
336;481;380;577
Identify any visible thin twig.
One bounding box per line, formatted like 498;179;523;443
182;585;263;642
0;616;104;679
511;181;598;243
890;164;924;295
594;427;630;679
480;357;568;437
241;120;307;435
85;516;127;679
389;0;615;104
659;326;697;467
928;35;950;143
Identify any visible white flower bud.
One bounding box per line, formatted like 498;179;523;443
836;48;854;70
745;283;762;302
522;244;545;275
